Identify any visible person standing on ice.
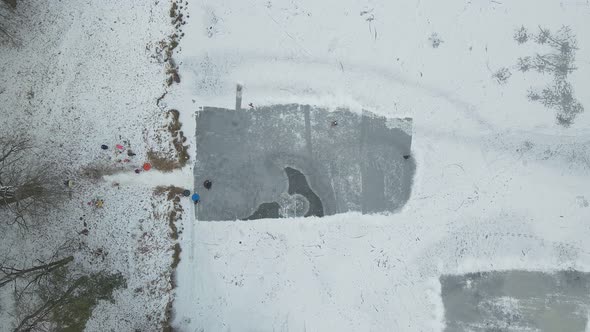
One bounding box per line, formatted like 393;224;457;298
191;193;200;204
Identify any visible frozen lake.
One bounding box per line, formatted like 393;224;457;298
194;104;415;221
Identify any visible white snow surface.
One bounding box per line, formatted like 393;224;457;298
0;0;589;331
170;0;590;331
104;169;193;188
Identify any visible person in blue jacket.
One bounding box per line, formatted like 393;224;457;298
191;193;200;204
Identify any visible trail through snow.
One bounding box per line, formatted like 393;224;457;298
104;169;193;188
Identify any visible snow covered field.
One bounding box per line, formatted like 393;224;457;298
0;0;589;331
170;0;590;331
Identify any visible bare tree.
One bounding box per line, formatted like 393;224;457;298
513;26;529;44
10;266;125;332
0;256;74;289
2;0;16;8
0;240;75;331
0;239;75;295
515;25;584;127
13;277;82;332
1;238;126;332
516;26;577;77
492;67;511;85
0;0;18;44
429;32;443;48
0;135;67;228
527;80;584;127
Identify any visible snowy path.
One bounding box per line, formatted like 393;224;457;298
103;169;193;189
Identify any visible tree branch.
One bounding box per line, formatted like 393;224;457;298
13;277;84;332
0;256;74;288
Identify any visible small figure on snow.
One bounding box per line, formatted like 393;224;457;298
330;120;338;127
101;144;109;150
203;180;212;190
